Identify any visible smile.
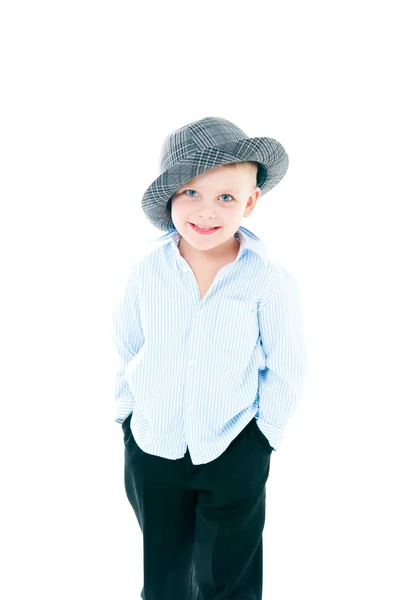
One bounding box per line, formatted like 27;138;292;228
189;223;221;235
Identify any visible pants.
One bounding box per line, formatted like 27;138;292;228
122;414;273;600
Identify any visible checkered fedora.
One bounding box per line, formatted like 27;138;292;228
141;116;289;231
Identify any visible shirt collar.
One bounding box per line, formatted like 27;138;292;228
148;225;268;263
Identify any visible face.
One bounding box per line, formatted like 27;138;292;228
170;163;261;260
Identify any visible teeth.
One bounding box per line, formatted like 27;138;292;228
196;225;213;229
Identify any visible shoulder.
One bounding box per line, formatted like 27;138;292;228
122;242;172;292
257;259;299;310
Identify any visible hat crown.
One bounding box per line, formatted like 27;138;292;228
159;116;249;173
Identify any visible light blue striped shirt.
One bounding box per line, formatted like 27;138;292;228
111;225;307;465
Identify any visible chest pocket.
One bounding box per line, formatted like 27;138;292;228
211;298;259;357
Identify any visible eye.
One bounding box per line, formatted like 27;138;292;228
183;190;234;202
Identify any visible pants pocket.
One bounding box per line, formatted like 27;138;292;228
121;413;133;443
250;418;274;452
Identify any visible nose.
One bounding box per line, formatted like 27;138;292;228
196;204;218;218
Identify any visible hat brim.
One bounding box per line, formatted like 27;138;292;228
142;136;289;231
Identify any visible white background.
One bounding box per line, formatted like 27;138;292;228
1;1;397;599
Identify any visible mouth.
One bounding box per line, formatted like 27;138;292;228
189;223;221;235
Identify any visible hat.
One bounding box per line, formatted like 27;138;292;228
141;116;289;231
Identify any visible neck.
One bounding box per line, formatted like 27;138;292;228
178;235;240;264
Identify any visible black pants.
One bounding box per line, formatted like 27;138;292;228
122;414;273;600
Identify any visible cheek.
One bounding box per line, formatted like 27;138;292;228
171;197;190;214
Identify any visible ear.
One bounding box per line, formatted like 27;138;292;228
244;188;261;216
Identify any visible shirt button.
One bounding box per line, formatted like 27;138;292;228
189;360;196;366
186;407;192;413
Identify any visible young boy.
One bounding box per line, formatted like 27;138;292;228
111;116;307;599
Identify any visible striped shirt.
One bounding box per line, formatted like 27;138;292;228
111;225;307;465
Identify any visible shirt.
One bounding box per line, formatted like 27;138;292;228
111;225;308;465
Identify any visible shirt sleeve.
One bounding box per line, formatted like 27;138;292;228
110;266;145;423
257;269;308;445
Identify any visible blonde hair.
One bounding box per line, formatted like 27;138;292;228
222;161;259;188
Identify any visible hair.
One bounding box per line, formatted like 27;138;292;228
166;161;260;214
223;161;259;188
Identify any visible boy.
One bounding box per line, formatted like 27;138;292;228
111;116;307;599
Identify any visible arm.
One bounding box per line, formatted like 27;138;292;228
257;269;308;447
111;266;145;424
